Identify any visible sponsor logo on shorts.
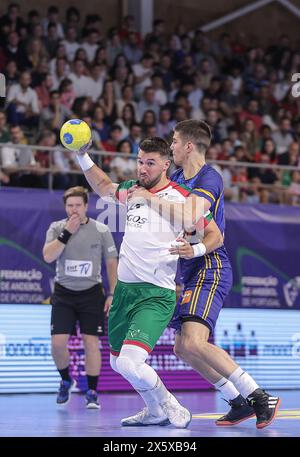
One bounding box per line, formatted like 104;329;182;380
181;290;192;304
128;329;141;339
97;326;102;333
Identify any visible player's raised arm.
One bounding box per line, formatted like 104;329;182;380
60;120;118;198
75;142;118;199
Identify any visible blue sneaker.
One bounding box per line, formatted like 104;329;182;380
56;379;76;405
86;389;101;409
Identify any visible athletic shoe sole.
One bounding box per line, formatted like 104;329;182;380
86;402;101;410
215;412;256;426
121;418;170;427
256;398;281;429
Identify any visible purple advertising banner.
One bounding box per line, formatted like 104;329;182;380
224;203;300;310
1;188;299;308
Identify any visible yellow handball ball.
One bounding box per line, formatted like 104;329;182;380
60;119;92;151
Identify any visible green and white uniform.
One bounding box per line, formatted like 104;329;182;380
109;179;210;353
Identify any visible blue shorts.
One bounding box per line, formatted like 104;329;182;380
169;264;233;334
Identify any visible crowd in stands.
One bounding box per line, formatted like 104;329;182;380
0;3;300;204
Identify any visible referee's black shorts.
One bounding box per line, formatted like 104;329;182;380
50;283;105;336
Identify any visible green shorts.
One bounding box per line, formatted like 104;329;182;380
108;280;176;354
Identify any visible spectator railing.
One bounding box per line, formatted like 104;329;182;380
0;143;299;204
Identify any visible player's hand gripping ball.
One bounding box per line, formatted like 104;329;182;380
60;119;92;151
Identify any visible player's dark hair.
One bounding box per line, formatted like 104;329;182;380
139;137;170;158
174;119;212;154
63;186;89;205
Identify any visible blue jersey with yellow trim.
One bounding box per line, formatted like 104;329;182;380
171;164;231;283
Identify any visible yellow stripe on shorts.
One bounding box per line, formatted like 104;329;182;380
189;256;208;315
202;253;221;321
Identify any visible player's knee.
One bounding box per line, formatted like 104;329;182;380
173;340;185;360
82;335;99;354
180;337;207;359
51;336;68;354
115;355;140;383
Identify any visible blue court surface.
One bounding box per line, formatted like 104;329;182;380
0;390;299;437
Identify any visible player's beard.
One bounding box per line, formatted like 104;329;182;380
138;172;163;190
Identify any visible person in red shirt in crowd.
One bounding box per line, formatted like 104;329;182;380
102;124;123;170
218;138;233;161
35;129;56;172
239;99;263;132
35;73;54;110
232;165;249;202
59;78;76;111
118;15;142;47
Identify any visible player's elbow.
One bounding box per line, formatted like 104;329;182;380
42;247;54;263
43;253;52;264
216;231;224;248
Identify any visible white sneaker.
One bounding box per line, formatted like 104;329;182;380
161;394;192;428
121;407;170;427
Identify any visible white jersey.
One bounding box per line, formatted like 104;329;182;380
115;179;191;290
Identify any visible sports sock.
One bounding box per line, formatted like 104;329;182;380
229;367;259;399
214;377;241;401
58;366;71;382
87;375;98;391
149;376;170;404
137;387;165;416
117;345;168;416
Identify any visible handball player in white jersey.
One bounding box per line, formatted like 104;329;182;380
74;136;223;428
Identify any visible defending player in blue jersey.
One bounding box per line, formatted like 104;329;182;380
129;120;281;429
170;121;232;336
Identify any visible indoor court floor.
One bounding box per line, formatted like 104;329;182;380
0;390;299;437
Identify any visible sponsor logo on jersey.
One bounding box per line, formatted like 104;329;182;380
128;202;145;211
65;260;92;277
126;213;148;228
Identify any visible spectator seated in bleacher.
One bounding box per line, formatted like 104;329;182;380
6;71;40;128
109;139;136;182
40;89;71;133
115;103;137;140
0;124;42;187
